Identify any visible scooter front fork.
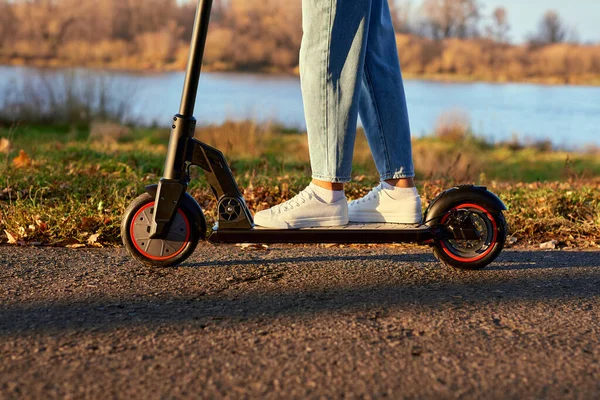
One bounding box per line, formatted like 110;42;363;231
149;115;196;238
149;114;254;238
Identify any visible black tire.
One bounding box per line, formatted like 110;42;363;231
432;202;508;270
121;193;203;267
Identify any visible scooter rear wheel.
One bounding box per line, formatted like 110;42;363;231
121;193;202;267
433;203;507;270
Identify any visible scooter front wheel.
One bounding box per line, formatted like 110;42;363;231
432;202;507;270
121;193;203;267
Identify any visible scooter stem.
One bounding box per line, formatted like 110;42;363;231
150;0;214;238
179;0;214;118
163;0;213;181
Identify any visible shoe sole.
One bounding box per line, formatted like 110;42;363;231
349;211;422;225
255;216;349;230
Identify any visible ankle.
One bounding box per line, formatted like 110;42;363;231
312;179;344;191
309;183;345;204
384;178;415;188
381;181;419;201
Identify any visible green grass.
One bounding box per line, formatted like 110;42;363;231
1;122;599;248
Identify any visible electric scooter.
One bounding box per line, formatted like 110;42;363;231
121;0;508;270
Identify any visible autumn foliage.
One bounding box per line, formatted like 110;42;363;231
0;0;598;84
395;35;600;85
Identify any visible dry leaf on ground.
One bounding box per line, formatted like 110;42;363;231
13;150;32;168
66;243;86;249
0;138;11;154
88;233;101;246
34;217;48;232
237;243;269;251
540;240;559;250
5;230;17;244
78;216;98;231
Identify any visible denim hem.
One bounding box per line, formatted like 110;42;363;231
380;171;415;180
312;174;352;184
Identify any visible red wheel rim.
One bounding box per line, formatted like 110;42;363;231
130;202;191;261
440;203;498;263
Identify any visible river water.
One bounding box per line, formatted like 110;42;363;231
1;66;599;148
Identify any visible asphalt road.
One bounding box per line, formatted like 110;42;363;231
1;244;599;399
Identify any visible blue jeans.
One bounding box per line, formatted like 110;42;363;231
300;0;415;183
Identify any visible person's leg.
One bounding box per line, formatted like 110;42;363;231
358;0;414;184
254;0;373;228
302;0;372;185
349;0;422;224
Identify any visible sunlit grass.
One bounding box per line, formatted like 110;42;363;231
1;121;599;248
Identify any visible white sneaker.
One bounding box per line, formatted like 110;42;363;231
348;183;422;224
254;186;349;229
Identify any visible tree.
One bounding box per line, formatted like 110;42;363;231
0;0;17;51
534;10;567;44
12;0;90;56
175;0;199;42
420;0;481;40
389;1;414;34
485;7;510;43
223;0;302;70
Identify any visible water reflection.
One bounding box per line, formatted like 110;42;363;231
1;66;599;148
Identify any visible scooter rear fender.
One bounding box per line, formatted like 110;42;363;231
424;185;507;226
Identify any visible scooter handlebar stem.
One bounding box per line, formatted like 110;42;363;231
179;0;214;117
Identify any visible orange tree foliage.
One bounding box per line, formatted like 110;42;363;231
0;0;598;84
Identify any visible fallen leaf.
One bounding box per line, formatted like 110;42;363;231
5;230;17;244
79;216;98;231
0;138;11;154
66;243;86;249
237;243;269;251
12;150;32;168
35;218;48;232
540;240;558;250
88;233;100;245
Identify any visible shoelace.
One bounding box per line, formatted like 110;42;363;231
272;188;314;215
349;183;384;206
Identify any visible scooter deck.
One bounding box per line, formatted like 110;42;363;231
290;223;424;231
209;223;433;244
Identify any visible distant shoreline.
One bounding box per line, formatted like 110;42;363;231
2;60;599;88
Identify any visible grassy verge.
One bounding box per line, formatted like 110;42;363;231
1;121;599;249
